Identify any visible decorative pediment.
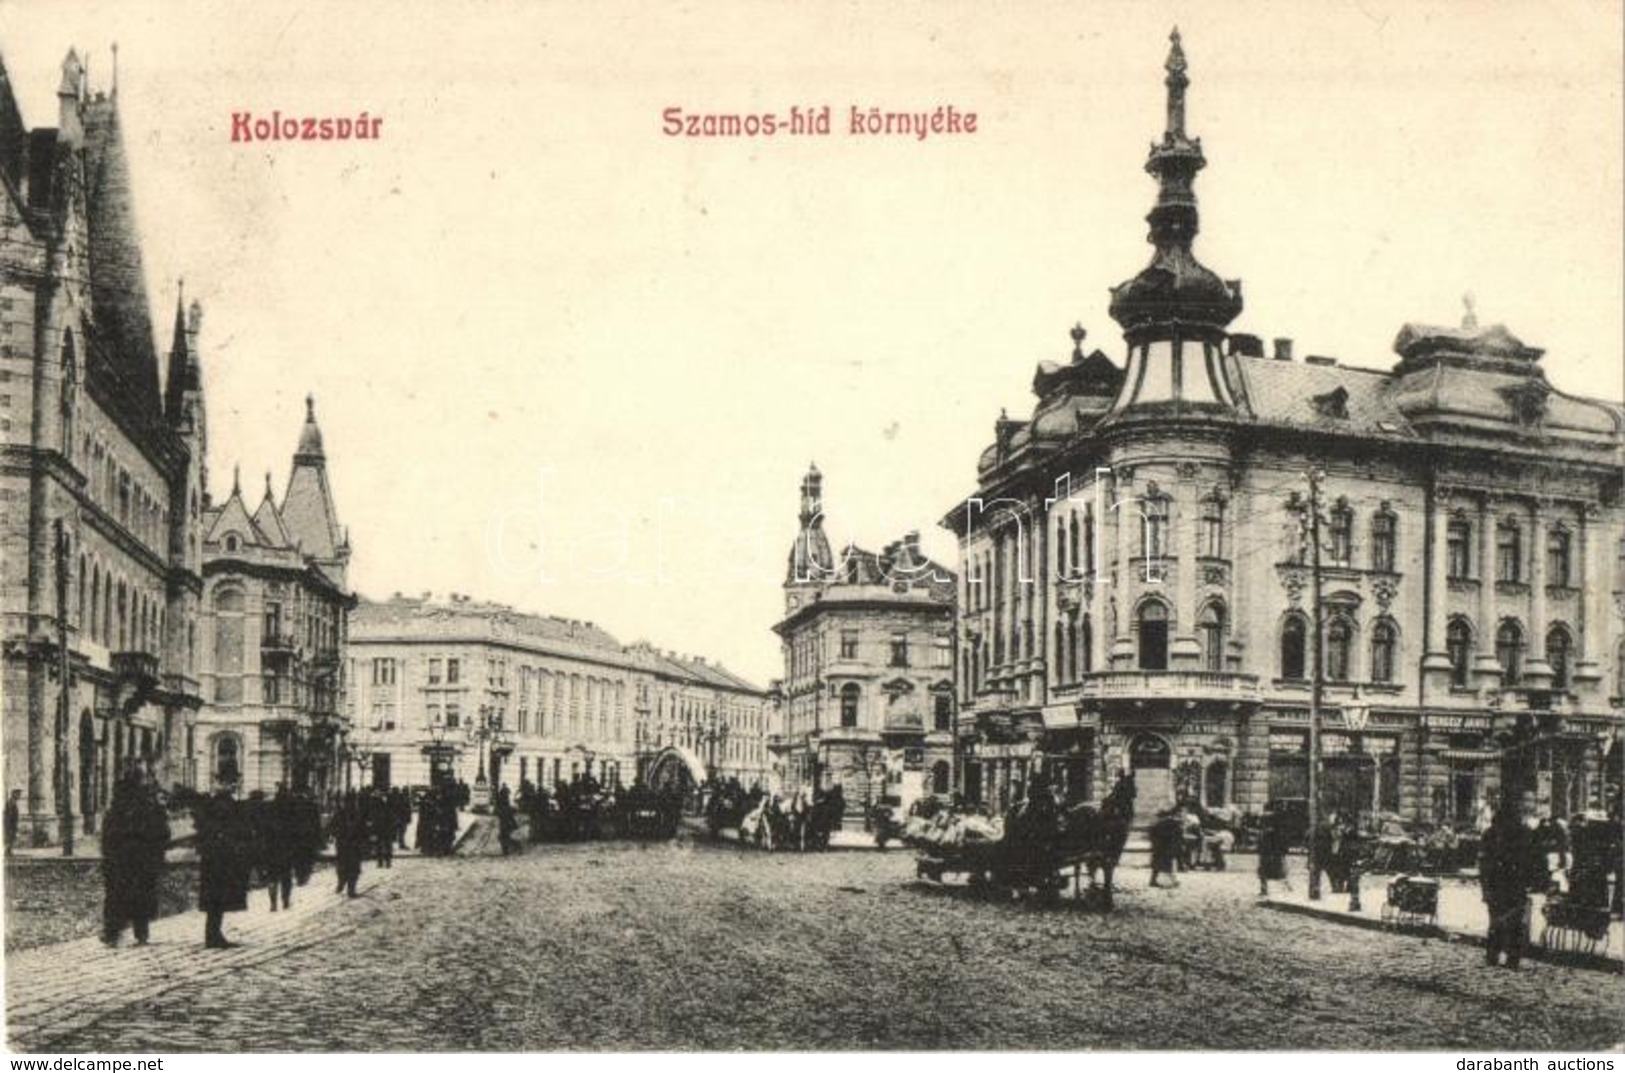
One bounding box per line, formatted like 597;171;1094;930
881;677;915;698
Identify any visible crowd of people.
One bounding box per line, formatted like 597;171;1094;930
94;775;455;949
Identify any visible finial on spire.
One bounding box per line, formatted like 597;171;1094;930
264;471;273;498
305;394;315;421
1070;323;1087;359
1462;292;1478;331
232;464;241;496
1163;27;1189;140
110;42;119;96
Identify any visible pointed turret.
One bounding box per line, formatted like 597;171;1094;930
1107;30;1244;415
282;395;347;585
786;462;834;584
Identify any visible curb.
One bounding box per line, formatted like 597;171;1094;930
1260;898;1624;974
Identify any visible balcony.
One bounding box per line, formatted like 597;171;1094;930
261;632;298;653
112;650;161;688
1077;670;1262;706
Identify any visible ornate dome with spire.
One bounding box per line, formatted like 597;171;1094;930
1108;29;1242;344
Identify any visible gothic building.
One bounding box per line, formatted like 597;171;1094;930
347;594;770;795
192;397;355;797
0;52;210;845
941;32;1624;827
773;465;957;813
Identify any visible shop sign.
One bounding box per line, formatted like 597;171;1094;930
1423;714;1491;732
903;747;925;770
969;742;1035;760
1269;731;1308;753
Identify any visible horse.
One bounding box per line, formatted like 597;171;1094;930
738;795;775;850
1063;791;1134;910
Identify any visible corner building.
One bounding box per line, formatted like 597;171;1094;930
941;32;1624;827
1;53;208;844
773;466;957;813
192;398;355;798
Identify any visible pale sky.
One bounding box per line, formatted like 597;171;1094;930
3;0;1621;687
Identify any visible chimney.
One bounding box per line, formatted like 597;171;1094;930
1305;355;1337;367
1273;338;1294;362
1228;333;1264;358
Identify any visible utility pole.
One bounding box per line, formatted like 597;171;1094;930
1304;467;1325;901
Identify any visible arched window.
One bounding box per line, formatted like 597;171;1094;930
1326;615;1354;682
1496;620;1524;684
1198;601;1226;672
840;683;860;728
1496;519;1522;583
933;692;952;732
1546;625;1573;690
1447;618;1472;687
90;566;101;643
1370;619;1398;683
1371;508;1397;573
1079;614;1092;676
1055;516;1069;582
1137;601;1169;671
1447;515;1471;579
1082;505;1096;575
1069;513;1081;576
1280;614;1308;680
1054;621;1067;683
1546;528;1572;587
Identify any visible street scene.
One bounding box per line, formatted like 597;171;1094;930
6;820;1622;1052
2;0;1624;1057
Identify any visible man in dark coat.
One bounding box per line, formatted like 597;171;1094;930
196;788;253;948
1479;792;1548;970
1256;809;1290;897
1149;810;1184;888
261;785;298;911
494;785;519;855
101;770;171;945
330;792;366;897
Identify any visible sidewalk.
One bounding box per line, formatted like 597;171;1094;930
1262;874;1623;972
4;808;474;863
5;862;402;1052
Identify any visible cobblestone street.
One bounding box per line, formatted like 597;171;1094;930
7;835;1623;1052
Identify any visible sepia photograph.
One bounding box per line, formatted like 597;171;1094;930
1;0;1622;1057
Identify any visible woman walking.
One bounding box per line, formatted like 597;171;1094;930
101;770;171;946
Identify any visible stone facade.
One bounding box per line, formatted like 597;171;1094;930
772;466;957;813
192;398;355;799
1;53;208;845
347;595;770;796
940;32;1625;828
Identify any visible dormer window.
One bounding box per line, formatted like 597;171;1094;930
1311;386;1349;419
224;534;240;553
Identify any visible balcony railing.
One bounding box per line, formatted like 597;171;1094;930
111;650;160;686
261;632;298;653
1077;670;1262;704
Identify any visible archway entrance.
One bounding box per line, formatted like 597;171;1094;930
646;746;707;808
1128;732;1172;825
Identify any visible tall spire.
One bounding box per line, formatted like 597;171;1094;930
294;393;325;462
1107;30;1244;414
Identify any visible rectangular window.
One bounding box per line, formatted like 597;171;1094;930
1496;522;1522;583
933;635;952;669
1371;513;1396;573
840;631;859;660
445;703;461;729
426;703;441;727
264;675;280;705
1446;520;1470;580
447;658;460;684
1546;530;1571;587
890;633;909;667
371;658;397;687
1328;507;1353;567
427;658;442;684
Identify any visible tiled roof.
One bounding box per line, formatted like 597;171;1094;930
82;96;164;427
1229;356;1418;439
